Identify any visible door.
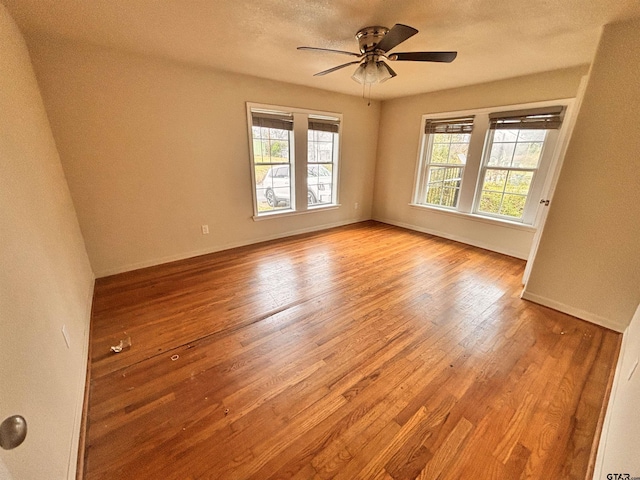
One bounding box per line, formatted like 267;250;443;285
522;74;590;286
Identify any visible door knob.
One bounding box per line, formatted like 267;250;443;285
0;415;27;450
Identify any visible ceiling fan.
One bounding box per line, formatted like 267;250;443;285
298;24;457;85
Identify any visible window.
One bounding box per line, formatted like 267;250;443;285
477;129;546;220
416;117;474;208
248;104;340;217
413;103;567;225
251;111;293;213
307;117;339;207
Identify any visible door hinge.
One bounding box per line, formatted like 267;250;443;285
539;199;550;206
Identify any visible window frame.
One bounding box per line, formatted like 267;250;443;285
247;103;341;219
412;99;573;227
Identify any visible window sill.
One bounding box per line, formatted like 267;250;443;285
408;203;537;232
253;204;341;221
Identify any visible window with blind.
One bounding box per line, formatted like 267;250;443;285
307;116;339;206
248;104;340;217
251;110;294;214
417;117;474;208
413;103;567;225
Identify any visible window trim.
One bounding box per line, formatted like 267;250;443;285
412;99;575;228
246;102;342;219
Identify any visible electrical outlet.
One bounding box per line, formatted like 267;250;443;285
201;225;209;235
61;324;71;349
354;202;359;210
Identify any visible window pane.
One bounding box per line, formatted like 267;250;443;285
307;164;333;206
478;170;531;219
501;194;527;218
449;143;468;164
429;132;470;166
431;144;450;164
512;141;544;168
442;187;458;207
479;191;502;214
488;142;515;167
424;166;462;208
308;130;335;164
493;129;518;142
426;185;443;205
255;165;291;213
451;133;471;143
433;133;451;143
505;171;533;194
252;126;291;164
482;169;508;192
517;130;546;142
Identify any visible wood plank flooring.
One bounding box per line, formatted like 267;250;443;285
84;221;620;480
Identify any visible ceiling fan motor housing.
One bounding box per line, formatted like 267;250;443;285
356;26;389;54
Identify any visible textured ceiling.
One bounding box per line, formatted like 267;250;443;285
3;0;640;100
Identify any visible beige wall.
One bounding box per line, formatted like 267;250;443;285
26;37;380;277
524;18;640;332
373;66;587;259
0;5;94;479
594;303;640;478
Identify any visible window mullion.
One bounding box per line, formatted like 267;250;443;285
457;115;488;213
292;112;307;212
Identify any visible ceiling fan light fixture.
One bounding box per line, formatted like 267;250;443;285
351;60;393;85
350;63;366;84
376;61;394;83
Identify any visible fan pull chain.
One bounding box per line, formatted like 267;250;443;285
362;82;372;107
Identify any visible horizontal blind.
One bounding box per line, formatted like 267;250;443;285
489;106;565;130
308;117;340;134
251;111;293;131
424;116;474;135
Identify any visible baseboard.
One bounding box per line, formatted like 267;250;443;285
95;218;368;278
374;217;529;260
520;290;626;332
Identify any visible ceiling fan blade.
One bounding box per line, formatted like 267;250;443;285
389;51;458;63
375;24;418;53
314;60;362;76
298;46;361;57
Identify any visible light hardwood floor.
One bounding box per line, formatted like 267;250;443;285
83;221;620;479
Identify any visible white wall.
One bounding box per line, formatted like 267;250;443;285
524;18;640;332
373;66;587;259
594;304;640;479
0;4;94;479
26;36;381;277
